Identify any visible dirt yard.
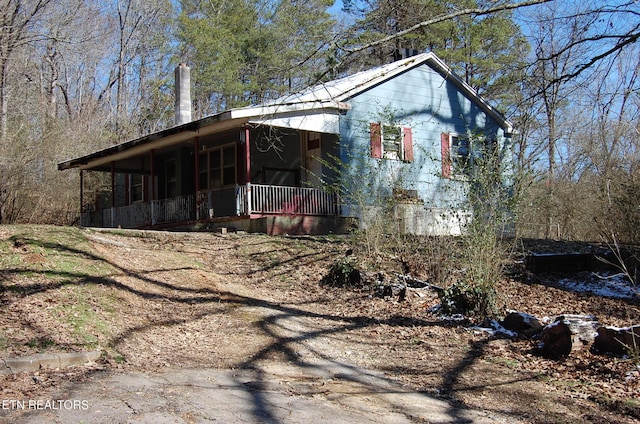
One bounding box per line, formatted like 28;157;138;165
0;226;639;423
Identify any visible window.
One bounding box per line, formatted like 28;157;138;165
198;144;236;190
130;174;144;203
441;133;472;178
381;125;401;160
370;122;413;162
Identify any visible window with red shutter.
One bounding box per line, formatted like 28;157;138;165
442;132;472;179
371;122;413;162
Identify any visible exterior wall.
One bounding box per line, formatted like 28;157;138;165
338;63;510;234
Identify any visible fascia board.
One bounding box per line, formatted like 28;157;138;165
248;110;341;134
58;113;246;171
230;100;346;119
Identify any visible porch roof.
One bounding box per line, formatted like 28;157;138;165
58;111;233;171
58;101;347;172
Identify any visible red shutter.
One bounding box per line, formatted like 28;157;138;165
402;127;413;162
441;133;451;178
370;122;382;159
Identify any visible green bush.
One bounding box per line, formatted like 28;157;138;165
321;256;362;287
439;280;498;317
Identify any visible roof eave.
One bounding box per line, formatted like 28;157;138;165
58;111;242;171
231;100;348;119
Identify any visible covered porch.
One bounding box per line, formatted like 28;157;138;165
82;183;341;230
65;119;347;234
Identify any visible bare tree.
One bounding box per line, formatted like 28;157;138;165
0;0;56;137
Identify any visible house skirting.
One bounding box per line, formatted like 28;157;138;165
240;215;355;235
352;204;471;236
192;215;354;235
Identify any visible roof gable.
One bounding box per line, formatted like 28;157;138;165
241;52;513;134
272;54;432;104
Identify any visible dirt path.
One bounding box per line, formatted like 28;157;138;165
12;292;518;424
12;311;520;423
3;229;521;423
2;230;513;424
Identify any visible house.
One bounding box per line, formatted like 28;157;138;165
58;52;514;235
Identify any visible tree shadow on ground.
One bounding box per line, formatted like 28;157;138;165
0;230;532;423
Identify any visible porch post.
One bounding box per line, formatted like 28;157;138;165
150;149;156;201
244;126;251;184
194;137;200;220
110;162;115;207
244;126;251;215
79;169;84;226
110;161;115;227
150;149;156;226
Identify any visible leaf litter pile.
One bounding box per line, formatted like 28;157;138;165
0;225;639;423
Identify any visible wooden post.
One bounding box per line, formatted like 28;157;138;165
110;161;115;227
243;127;251;216
150;149;156;226
244;126;251;184
110;162;115;208
194;137;200;220
79;170;84;226
150;149;155;201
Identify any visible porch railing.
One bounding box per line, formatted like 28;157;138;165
102;202;151;228
237;183;339;216
151;194;194;225
83;184;339;228
97;195;195;228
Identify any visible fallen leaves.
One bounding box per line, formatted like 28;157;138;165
1;228;639;423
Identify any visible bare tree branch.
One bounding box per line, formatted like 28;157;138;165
341;0;554;54
545;29;640;87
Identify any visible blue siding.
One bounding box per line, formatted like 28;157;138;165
338;64;507;211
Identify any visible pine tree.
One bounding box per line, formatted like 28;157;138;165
342;0;528;99
176;0;336;117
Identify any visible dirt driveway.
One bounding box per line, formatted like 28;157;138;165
13;313;516;424
1;227;639;423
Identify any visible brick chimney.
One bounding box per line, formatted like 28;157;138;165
175;63;192;126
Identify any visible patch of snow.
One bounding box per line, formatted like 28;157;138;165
472;320;519;338
506;310;539;325
602;325;631;332
440;313;467;322
555;272;638;300
543;319;563;329
426;304;442;314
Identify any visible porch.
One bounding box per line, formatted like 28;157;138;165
81;184;341;230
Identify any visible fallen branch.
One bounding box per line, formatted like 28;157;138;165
395;273;444;292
